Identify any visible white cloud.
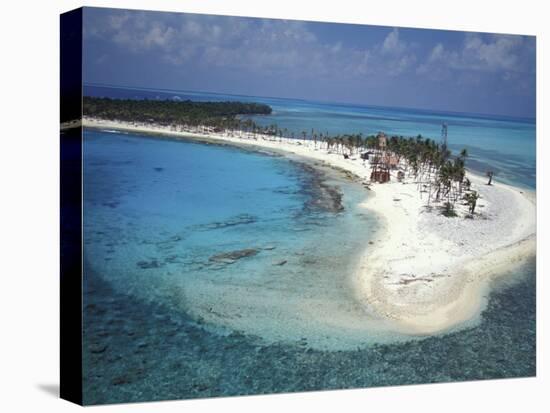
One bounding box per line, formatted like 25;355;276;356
108;14;129;30
85;9;535;91
461;33;523;71
428;43;446;62
382;28;405;55
86;12;422;80
390;54;417;76
142;24;176;49
374;28;417;76
416;33;532;78
352;50;371;75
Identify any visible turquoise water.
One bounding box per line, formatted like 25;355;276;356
83;256;535;404
85;83;536;189
82;86;536;404
82;128;385;344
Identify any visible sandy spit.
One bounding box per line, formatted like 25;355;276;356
83;117;536;337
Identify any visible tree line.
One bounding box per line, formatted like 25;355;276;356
83;96;272;130
84;96;484;217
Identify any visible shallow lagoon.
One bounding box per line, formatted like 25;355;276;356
82;129;535;405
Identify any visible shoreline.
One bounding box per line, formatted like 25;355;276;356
83;117;536;337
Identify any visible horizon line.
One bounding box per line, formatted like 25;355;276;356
83;81;536;123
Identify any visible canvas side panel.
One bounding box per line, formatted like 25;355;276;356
60;7;83;406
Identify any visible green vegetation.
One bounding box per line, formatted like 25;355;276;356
83;96;272;130
358;134;470;214
84;96;477;218
242;127;473;217
464;191;480;216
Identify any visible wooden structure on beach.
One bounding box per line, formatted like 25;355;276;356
371;168;390;183
369;132;392;183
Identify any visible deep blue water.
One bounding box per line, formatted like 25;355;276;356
81;86;536;405
85;83;536;189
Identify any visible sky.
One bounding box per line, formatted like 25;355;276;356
82;7;536;118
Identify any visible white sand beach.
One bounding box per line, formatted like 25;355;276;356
83;117;536;339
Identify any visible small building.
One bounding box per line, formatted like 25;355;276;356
360;151;374;160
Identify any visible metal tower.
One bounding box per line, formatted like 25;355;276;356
441;122;448;151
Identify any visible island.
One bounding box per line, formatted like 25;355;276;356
83;96;536;336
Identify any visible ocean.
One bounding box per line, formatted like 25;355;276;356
81;84;536;404
84;83;536;189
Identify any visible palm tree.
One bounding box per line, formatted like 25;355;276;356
465;191;480;215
